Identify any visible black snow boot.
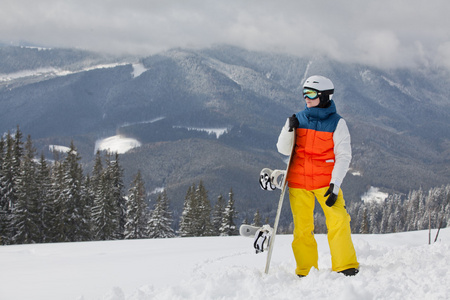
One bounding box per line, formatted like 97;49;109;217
339;268;359;276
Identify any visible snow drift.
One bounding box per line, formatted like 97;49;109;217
0;228;449;300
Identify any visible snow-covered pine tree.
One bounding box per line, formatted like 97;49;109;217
252;209;262;227
148;190;175;238
359;207;369;234
11;135;40;244
91;150;103;195
196;181;213;236
125;170;149;239
416;191;428;230
380;198;393;233
3;129;24;243
212;194;226;235
444;186;450;229
91;159;120;241
179;182;213;237
36;153;54;243
179;183;196;237
49;156;67;242
107;153;126;239
0;136;3;199
0;131;21;244
61;141;90;242
219;188;238;236
368;202;381;234
0;135;8;244
387;194;403;233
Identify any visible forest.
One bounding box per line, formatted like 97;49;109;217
0;127;238;245
1;127;449;245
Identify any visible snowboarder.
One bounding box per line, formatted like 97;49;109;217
276;75;359;277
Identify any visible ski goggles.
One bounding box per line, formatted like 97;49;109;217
303;88;319;100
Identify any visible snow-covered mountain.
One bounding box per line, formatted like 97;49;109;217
0;228;448;299
1;45;450;225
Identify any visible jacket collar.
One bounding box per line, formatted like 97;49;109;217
303;100;337;120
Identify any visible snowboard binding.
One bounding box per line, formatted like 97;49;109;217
259;168;276;191
253;224;273;253
259;168;286;191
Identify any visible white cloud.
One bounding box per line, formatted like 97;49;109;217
1;0;449;70
353;30;402;68
437;41;450;69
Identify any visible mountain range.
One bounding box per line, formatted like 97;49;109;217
1;45;449;225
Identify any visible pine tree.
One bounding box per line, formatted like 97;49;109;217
11;135;40;244
91;152;126;240
92;150;103;189
148;190;175;238
92;172;118;240
368;202;380;234
212;194;226;235
388;194;403;233
49;158;67;242
36;153;53;242
252;209;262;227
380;198;393;233
0;136;7;244
179;184;196;237
0;133;13;213
196;181;213;236
0;130;24;243
125;170;149;239
417;192;427;230
109;153;126;239
0;136;4;197
220;189;238;236
360;207;369;234
444;186;450;229
179;182;214;237
61;141;90;242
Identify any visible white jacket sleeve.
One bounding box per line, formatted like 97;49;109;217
276;118;295;156
331;119;352;187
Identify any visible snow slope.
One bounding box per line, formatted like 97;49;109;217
94;135;141;154
0;229;449;300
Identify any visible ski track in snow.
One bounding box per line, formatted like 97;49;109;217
137;232;449;300
0;229;449;300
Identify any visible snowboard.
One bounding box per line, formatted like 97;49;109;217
239;224;261;238
239;224;273;254
262;125;296;273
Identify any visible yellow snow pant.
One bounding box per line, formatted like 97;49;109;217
289;186;359;276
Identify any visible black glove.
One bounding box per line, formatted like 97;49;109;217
324;183;339;207
288;114;299;132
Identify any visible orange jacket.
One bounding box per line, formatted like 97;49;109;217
277;101;351;191
288;128;336;190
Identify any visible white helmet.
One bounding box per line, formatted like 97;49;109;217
303;75;334;106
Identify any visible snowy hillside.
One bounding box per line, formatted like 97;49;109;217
1;228;449;300
2;45;450;215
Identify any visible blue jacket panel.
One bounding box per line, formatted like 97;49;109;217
296;100;342;133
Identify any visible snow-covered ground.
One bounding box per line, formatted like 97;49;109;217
1;228;449;300
48;144;72;153
94;135;141;154
173;126;229;139
361;186;389;204
0;63;130;83
131;63;148;78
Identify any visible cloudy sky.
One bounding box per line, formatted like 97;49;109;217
1;0;449;69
